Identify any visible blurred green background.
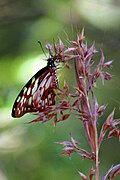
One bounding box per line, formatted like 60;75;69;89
0;0;120;179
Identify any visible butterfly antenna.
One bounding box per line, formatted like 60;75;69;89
38;41;47;58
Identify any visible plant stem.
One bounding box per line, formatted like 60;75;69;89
94;120;99;180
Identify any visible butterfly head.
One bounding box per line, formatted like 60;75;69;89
47;56;60;68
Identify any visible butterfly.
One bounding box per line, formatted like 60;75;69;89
11;57;59;118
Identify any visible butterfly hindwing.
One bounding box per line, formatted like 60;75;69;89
12;65;57;118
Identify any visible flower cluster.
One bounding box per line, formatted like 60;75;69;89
29;30;120;180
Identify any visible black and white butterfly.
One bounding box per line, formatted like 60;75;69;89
11;57;59;118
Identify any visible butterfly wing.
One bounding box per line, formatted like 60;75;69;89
12;66;57;118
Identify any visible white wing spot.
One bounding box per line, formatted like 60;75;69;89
32;80;38;94
21;96;24;102
23;87;27;93
23;98;26;103
45;76;52;89
28;97;32;105
32;77;35;83
17;96;21;102
18;109;21;115
27;88;31;95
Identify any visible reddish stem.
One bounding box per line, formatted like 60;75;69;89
94;120;99;180
75;57;99;180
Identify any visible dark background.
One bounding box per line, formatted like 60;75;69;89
0;0;120;179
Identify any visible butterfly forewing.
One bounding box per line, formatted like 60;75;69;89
12;63;58;118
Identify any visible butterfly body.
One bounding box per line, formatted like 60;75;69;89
12;57;58;118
